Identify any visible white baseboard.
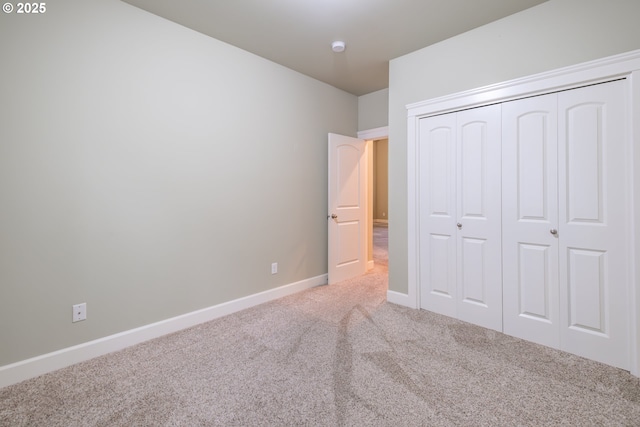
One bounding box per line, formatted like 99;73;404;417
386;290;417;309
0;274;328;389
367;260;375;270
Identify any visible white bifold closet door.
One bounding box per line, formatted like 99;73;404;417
559;81;628;369
419;104;502;332
502;80;629;369
502;93;560;348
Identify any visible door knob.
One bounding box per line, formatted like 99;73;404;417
550;229;558;235
331;214;338;219
457;223;462;229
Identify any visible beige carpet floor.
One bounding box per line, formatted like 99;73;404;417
2;225;640;426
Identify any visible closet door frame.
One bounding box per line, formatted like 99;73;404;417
406;49;640;376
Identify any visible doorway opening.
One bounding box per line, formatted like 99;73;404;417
327;128;388;285
370;138;389;273
352;135;389;285
359;126;389;281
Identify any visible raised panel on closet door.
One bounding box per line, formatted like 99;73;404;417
456;104;502;332
558;80;629;370
419;113;457;317
502;94;560;348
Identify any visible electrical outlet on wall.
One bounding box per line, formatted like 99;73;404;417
271;262;278;274
72;303;87;322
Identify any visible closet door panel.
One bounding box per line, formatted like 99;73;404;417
567;248;606;332
459;121;486;217
502;94;559;347
518;243;553;317
566;105;603;222
456;104;502;332
558;80;629;370
460;237;489;303
427;234;456;299
419;113;457;317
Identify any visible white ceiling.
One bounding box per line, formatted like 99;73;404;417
121;0;547;96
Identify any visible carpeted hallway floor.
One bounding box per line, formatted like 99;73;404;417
1;224;640;426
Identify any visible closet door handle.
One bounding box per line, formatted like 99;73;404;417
550;229;558;235
457;223;462;229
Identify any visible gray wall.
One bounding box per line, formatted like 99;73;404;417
358;89;389;131
0;0;357;366
387;0;640;295
373;140;389;221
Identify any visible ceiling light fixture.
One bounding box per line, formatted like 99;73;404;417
331;41;346;53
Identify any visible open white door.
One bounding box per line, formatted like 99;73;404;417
328;133;367;284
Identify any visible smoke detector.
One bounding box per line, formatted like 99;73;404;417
331;41;346;53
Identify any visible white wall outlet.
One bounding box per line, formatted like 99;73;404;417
271;262;278;274
72;303;87;322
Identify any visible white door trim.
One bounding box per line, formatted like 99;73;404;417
406;49;640;376
358;126;389;141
